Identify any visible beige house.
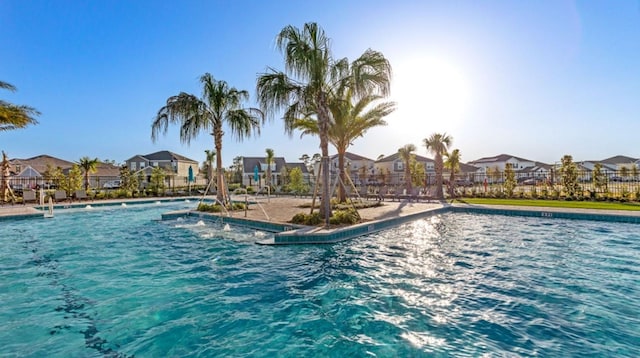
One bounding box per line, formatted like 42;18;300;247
124;151;201;187
329;152;376;186
373;152;436;186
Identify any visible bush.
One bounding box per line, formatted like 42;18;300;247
291;212;322;225
329;209;359;225
197;203;224;213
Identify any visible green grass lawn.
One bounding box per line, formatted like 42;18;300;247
454;198;640;211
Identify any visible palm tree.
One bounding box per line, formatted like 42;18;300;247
78;156;99;191
398;144;416;195
152;73;264;204
203;149;216;188
423;133;452;200
444;149;461;197
1;81;40;131
257;22;392;224
294;91;395;202
265;148;275;191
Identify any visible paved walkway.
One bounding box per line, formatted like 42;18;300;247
227;196;444;223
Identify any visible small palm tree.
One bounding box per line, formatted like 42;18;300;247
265;148;275;191
398;144;416;195
1;81;40;131
424;133;453;200
294;91;395;202
152;73;264;204
257;22;392;225
203;149;216;188
78;156;99;191
444;149;461;197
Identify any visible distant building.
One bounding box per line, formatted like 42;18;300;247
124;151;200;187
240;156;310;188
373;152;435;186
329;152;376;186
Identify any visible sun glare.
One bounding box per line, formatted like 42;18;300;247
392;57;471;131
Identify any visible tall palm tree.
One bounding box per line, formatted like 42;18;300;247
423;133;452;200
398;144;416;195
203;149;216;188
1;81;40;131
265;148;275;190
257;22;392;224
152;73;264;204
444;149;461;198
78;156;99;191
294;91;395;202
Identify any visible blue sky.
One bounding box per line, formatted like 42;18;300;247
2;1;639;167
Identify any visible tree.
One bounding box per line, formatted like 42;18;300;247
398;144;416;195
231;156;244;184
265;148;275;190
560;154;580;196
289;167;308;195
444;149;461;197
504;163;516;197
149;166;166;195
60;165;83;196
423;133;452;200
592;162;607;193
409;159;425;188
257;22;392;225
152;73;264;205
78;156;99;190
119;165;139;195
0;81;40;132
294;90;395;202
203;149;216;186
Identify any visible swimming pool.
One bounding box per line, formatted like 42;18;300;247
1;204;638;357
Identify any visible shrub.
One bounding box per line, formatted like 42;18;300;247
291;212;322;225
197;203;224;213
329;209;359;225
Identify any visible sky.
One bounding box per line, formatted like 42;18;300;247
2;0;640;167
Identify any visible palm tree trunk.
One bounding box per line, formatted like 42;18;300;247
435;154;444;200
449;170;455;198
317;93;332;225
405;166;412;194
214;128;225;204
338;151;347;203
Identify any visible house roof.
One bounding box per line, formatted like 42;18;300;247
458;163;478;173
375;152;434;163
128;150;198;164
468;154;533;164
285;162;310;174
242;157;287;173
599;155;638;165
10;154;74;174
330;152;374;162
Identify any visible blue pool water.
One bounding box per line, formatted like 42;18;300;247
1;203;639;357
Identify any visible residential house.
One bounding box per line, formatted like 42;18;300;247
124;151;200;187
329;152;376;186
373;152;435;187
9;155;74;189
579;155;639;182
240;156;311;188
468;154;550;182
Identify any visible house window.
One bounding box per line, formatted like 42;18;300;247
153;162;158;167
140;162;145;169
396;162;404;171
130;162;137;171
